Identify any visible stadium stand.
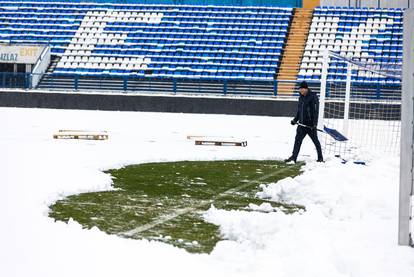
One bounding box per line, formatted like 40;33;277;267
0;1;293;82
0;2;405;94
298;6;403;84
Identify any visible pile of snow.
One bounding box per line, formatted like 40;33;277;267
0;107;413;277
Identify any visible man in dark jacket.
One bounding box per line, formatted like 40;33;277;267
285;81;323;163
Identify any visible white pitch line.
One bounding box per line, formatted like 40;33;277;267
121;203;211;237
120;165;294;237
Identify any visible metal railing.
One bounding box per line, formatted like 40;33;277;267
0;72;32;89
0;72;402;100
34;72;302;97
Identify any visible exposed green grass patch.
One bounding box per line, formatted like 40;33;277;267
49;160;303;253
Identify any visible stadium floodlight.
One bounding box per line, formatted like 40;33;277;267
399;9;414;247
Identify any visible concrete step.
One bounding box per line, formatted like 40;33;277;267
280;57;302;62
279;63;301;67
276;82;297;88
279;67;300;72
289;28;309;31
277;82;297;86
286;37;307;40
278;72;300;76
282;55;304;59
280;62;301;66
284;48;305;51
280;61;301;65
291;21;312;24
275;82;296;94
278;74;299;78
277;76;297;80
285;44;306;47
279;62;301;67
286;38;307;42
282;53;304;57
288;29;309;32
279;67;299;71
281;55;303;58
283;49;303;53
283;47;306;51
281;54;303;58
279;67;301;71
277;77;298;81
283;48;305;52
290;26;310;29
279;64;300;68
286;41;306;45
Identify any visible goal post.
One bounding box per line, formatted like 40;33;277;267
399;8;414;247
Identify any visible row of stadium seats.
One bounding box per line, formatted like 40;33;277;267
314;7;403;15
298;6;403;83
0;2;292;13
61;55;278;64
54;68;274;80
0;15;290;24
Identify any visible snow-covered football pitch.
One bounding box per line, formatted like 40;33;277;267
0;107;413;277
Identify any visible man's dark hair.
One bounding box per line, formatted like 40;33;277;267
298;81;308;89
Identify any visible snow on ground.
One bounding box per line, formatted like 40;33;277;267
0;107;413;277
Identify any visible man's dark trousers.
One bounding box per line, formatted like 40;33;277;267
292;125;323;161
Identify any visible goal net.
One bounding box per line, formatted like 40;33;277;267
318;51;401;159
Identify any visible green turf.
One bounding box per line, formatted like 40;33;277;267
49;160;303;253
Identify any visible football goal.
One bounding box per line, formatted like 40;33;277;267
318;51;401;159
317;36;412;246
316;9;414;246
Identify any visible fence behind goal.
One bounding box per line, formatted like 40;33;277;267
318;51;401;158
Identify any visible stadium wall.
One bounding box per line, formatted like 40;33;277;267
0;91;297;117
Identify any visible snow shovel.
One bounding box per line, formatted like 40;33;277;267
296;122;348;142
